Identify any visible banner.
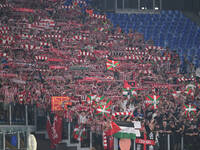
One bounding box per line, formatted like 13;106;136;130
13;8;35;13
46;115;63;148
51;96;72;111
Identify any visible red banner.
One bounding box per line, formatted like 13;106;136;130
46;114;63;148
135;139;155;145
135;133;155;150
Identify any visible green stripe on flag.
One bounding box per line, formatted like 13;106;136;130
157;96;161;101
106;98;111;104
100;96;105;100
115;62;119;66
113;132;136;140
122;88;128;92
147;96;154;101
107;65;113;70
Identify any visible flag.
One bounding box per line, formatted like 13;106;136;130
135;133;155;150
184;104;197;119
122;88;137;99
104;121;121;136
86;9;93;16
185;87;194;99
46;114;63;148
46;115;56;148
122;80;137;99
73;125;86;141
113;121;140;140
145;95;161;109
96;99;111;118
124;80;131;89
86;94;97;104
86;95;105;106
185;87;192;95
53;115;63;144
106;59;119;71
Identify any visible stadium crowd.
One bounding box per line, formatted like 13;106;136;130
0;0;200;150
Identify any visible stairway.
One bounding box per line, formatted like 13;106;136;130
35;122;91;150
35;134;78;150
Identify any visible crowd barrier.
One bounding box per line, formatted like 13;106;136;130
0;102;36;126
43;120;198;150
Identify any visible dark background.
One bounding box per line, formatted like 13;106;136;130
92;0;200;14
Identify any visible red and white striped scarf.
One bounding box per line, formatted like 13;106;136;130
91;14;107;20
125;47;138;51
73;35;87;41
18;90;26;104
103;131;108;150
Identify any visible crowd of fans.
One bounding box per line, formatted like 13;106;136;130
0;0;200;150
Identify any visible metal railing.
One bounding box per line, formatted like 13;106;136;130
0;103;36;126
114;133;185;150
0;131;28;150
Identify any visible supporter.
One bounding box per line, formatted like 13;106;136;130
0;0;199;149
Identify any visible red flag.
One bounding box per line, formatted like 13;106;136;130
124;80;131;89
104;121;121;136
52;114;63;144
46;115;56;148
46;114;63;148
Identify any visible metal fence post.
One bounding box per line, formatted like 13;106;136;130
160;0;162;10
138;0;140;10
68;122;71;143
17;131;20;149
27;129;30;149
25;105;28;126
34;105;37;127
168;134;170;150
114;137;118;150
9;104;12;125
115;0;117;11
153;0;155;9
90;131;92;149
181;136;184;150
3;132;5;150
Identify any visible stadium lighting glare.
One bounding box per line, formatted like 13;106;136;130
141;7;145;10
154;7;159;10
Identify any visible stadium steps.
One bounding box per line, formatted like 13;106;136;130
35;132;88;150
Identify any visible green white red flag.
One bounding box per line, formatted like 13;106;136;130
86;95;105;106
96;99;111;118
122;80;137;99
184;104;197;119
145;95;161;109
73;125;86;141
185;87;194;99
106;59;119;71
